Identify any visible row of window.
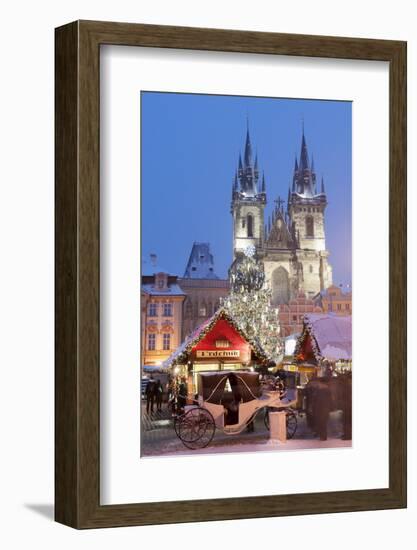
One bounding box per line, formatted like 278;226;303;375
327;303;350;311
148;303;172;317
147;333;171;351
149;300;222;320
184;300;221;319
295;207;321;213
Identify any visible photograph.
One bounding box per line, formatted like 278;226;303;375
140;91;352;457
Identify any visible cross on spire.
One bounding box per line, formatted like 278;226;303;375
275;196;285;211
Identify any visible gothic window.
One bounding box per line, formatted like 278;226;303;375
271;266;290;306
247;214;254;237
199;305;207;317
185;300;192;319
306;216;314;237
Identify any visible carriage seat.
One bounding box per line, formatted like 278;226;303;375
221;393;240;426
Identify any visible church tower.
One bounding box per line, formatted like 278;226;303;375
287;127;333;294
231;124;266;259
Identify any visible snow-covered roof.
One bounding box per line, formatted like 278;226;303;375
297;313;352;361
142;283;185;297
183;242;219;279
143;365;170;373
162;307;269;369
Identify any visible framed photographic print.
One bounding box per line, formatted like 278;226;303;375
55;20;406;528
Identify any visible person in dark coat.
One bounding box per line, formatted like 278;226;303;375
340;373;352;440
312;378;333;441
145;375;157;414
155;379;163;412
305;376;320;434
177;377;188;413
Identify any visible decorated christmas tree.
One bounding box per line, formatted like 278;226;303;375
221;245;283;364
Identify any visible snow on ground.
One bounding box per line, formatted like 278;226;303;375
140;405;352;458
147;437;351;458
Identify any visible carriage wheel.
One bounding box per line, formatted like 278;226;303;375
177;407;216;450
264;408;298;440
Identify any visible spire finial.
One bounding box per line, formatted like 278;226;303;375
321;175;326;194
261;171;266;193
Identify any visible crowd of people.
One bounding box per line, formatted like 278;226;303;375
144;374;187;415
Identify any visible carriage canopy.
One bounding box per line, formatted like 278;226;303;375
198;371;261;405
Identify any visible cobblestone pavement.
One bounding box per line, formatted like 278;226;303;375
140;401;349;457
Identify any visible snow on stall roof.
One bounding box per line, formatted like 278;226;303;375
162;308;269;369
305;313;352;360
161;314;215;369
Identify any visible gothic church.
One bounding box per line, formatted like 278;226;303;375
231;125;333;306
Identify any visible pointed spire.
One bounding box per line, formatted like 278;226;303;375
311;154;315;172
294;154;299;173
238;153;243;171
287;186;291;210
254;153;258;171
321;176;326;194
244;122;253;167
299;127;310;171
261;172;266;193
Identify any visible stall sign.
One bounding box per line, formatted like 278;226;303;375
196;350;240;359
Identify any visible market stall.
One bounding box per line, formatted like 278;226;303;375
162;307;270;397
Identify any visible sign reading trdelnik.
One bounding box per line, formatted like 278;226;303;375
196;350;240;359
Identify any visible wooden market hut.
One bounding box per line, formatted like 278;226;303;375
162;307;270;396
293;313;352;378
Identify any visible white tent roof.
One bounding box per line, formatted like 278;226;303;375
304;313;352;361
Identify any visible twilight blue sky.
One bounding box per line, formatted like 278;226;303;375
141;92;352;286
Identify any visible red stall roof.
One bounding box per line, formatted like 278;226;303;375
162;308;270;368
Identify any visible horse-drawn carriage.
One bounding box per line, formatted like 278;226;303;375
174;370;297;449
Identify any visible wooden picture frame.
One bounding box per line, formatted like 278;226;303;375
55;20;407;528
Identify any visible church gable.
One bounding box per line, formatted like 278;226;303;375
265;210;295;250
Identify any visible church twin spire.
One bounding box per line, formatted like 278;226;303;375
232;120;326;206
290;126;326;201
232;121;265;199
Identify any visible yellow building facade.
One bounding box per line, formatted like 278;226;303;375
141;272;185;366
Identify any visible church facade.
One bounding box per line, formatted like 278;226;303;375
231;126;333;306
